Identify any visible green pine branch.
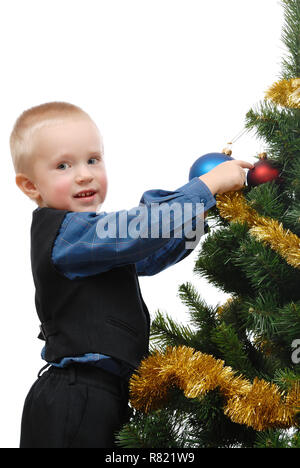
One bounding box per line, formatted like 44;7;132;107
117;407;193;449
177;282;217;330
210;322;257;378
194;222;255;296
273;367;300;391
254;429;297;448
284;155;300;202
232;236;300;304
285;203;300;235
274;301;300;344
150;310;199;351
245;181;286;221
281;0;300;79
245;102;300;161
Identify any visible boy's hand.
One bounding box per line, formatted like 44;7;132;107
199;160;254;196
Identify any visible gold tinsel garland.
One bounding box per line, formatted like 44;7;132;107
216;190;300;269
129;346;300;431
265;77;300;108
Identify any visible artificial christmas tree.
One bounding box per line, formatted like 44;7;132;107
117;0;300;448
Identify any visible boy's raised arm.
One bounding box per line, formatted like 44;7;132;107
52;177;216;279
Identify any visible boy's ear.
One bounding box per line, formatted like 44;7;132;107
15;173;41;203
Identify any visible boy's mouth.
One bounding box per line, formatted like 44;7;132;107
74;190;97;199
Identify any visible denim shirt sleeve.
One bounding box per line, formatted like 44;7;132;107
52;177;216;279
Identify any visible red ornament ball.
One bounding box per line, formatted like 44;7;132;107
247;159;281;187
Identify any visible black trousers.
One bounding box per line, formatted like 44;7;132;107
20;363;131;448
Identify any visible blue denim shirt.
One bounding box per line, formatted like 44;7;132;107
42;177;216;374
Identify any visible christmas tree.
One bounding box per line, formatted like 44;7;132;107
117;0;300;448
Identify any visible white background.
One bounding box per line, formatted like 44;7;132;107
0;0;284;447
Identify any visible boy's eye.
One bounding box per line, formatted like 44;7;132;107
57;162;69;170
56;157;101;170
88;157;99;165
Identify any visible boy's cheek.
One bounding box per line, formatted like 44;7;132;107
55;178;72;194
50;180;73;203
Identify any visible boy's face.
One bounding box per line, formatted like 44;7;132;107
21;117;108;212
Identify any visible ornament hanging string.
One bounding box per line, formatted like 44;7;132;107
223;127;249;154
230;127;249;145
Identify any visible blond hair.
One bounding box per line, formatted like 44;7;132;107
10;101;93;174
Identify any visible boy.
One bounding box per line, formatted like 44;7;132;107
10;101;253;448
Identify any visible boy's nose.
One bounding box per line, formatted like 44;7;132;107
75;167;94;184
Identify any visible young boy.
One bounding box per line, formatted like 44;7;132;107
10;101;253;448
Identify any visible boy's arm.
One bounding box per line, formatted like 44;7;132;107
52;177;215;280
135;180;214;276
135;220;211;276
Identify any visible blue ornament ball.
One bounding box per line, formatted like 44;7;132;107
189;152;234;180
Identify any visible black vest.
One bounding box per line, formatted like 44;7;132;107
31;207;150;369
